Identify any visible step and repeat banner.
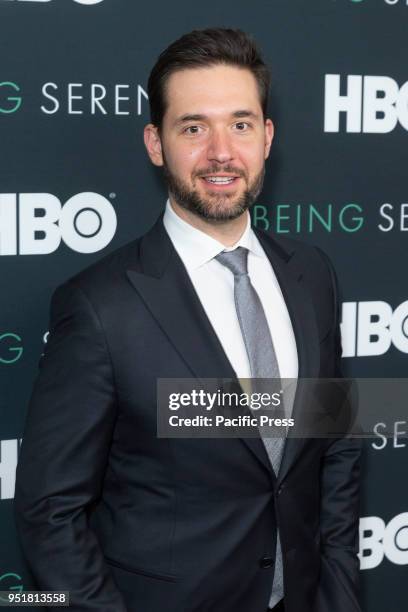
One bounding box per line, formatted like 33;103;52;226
1;0;406;610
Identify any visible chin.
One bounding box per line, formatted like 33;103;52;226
201;203;249;223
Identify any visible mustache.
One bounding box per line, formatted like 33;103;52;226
194;165;247;178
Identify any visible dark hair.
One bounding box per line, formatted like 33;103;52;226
147;28;271;128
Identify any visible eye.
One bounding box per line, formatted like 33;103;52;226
234;121;250;131
183;125;202;135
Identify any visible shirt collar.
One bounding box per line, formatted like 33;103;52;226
163;199;264;271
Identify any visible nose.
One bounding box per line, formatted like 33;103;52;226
206;127;234;164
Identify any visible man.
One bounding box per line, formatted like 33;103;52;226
14;29;361;612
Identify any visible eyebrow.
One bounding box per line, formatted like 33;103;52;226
174;110;260;125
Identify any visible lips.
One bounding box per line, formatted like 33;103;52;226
205;176;236;184
200;174;240;187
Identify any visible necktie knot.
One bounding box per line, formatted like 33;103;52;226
215;246;248;277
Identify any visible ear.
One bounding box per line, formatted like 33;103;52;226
264;118;274;160
144;124;164;166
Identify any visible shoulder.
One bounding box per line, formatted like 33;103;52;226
72;238;141;288
50;237;142;315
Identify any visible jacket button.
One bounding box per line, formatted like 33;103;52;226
259;556;275;568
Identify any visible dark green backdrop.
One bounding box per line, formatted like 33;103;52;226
1;1;407;610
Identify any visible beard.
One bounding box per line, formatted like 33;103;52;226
162;161;265;223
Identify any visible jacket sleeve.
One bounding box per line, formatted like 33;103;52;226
14;280;127;612
313;248;362;612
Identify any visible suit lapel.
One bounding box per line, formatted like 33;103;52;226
126;216;236;381
255;230;320;485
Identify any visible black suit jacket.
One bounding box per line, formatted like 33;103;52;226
14;215;362;612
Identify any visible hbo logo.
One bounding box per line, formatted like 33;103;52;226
341;300;408;357
0;192;117;255
324;74;408;133
359;513;408;569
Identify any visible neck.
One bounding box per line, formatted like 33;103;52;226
169;197;249;247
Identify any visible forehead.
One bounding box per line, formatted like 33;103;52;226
163;65;262;120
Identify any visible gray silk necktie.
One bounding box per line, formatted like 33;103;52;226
215;246;285;608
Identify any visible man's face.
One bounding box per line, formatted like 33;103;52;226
144;64;274;222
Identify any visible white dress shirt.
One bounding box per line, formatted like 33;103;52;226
163;200;298;381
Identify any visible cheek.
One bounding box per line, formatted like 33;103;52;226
240;147;265;173
166;143;204;174
237;137;265;161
